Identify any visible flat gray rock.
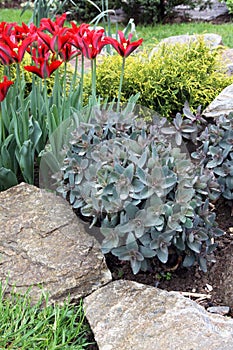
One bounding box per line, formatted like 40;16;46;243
150;33;223;58
159;33;222;47
203;83;233;118
174;1;229;22
0;183;111;304
84;280;233;350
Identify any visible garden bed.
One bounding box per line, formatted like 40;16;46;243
105;197;233;314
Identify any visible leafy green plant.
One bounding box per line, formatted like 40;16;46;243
60;0;118;22
0;54;74;100
0;12;142;191
56;105;223;274
221;0;233;14
192;113;233;201
84;38;233;118
66;0;212;24
22;0;69;25
0;281;92;349
156;271;172;281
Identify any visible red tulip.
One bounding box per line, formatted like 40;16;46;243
59;42;80;62
73;27;107;60
68;22;90;39
40;13;67;34
17;23;43;62
14;22;38;42
0;35;20;64
24;50;62;79
0;21;16;38
38;27;70;54
0;75;14;102
105;31;143;58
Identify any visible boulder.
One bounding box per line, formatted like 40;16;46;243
0;183;111;304
220;48;233;76
203;83;233;118
150;33;223;58
84;280;233;350
158;33;223;48
174;1;230;23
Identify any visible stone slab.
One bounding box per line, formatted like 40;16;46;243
203;83;233;118
0;183;112;304
84;280;233;350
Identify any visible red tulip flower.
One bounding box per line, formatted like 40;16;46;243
71;25;107;59
0;21;16;38
81;29;105;59
105;31;143;58
40;13;67;34
104;32;143;111
24;50;62;79
0;75;14;102
59;42;80;62
14;22;38;43
0;35;21;65
17;23;44;62
38;27;70;54
68;22;90;40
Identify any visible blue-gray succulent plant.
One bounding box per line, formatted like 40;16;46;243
192;113;233;201
56;106;223;274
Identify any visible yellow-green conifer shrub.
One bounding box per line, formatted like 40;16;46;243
84;38;233;118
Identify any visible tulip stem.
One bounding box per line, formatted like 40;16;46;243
17;64;28;141
80;54;85;108
0;109;4;144
61;62;67;120
91;58;97;104
43;79;51;135
117;57;125;112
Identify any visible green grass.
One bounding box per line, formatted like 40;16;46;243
0;8;32;24
137;22;233;48
0;282;93;349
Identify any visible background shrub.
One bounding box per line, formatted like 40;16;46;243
84;39;233;118
117;0;210;24
60;0;118;22
222;0;233;14
62;0;212;24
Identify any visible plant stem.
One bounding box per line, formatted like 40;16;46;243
16;63;28;141
91;58;97;104
61;61;67;120
117;57;125;112
0;109;4;144
43;79;52;135
80;54;85;108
